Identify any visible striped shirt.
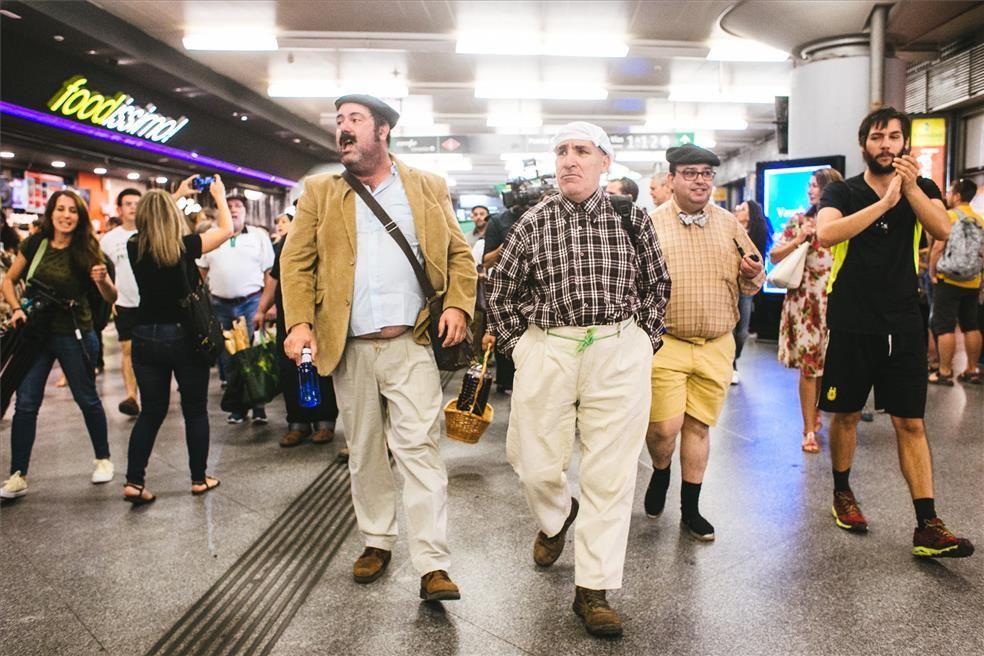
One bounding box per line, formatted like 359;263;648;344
652;199;765;340
487;188;671;353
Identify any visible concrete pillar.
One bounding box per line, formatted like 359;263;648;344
789;51;906;176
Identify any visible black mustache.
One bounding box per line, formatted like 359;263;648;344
339;132;356;147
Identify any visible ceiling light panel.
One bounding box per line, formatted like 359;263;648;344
706;39;789;62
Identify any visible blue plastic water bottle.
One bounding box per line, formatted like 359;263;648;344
297;347;321;408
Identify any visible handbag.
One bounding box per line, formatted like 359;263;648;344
767;241;810;289
342;170;473;371
176;252;223;364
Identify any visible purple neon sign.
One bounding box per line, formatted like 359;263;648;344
0;100;298;188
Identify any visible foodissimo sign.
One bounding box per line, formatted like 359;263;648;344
46;75;189;144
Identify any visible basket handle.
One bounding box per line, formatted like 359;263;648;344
468;345;494;413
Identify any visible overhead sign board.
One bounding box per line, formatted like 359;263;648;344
47;75;189;144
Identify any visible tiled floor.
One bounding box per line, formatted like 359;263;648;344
1;334;981;656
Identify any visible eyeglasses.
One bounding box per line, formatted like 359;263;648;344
678;169;716;181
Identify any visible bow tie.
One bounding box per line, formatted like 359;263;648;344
678;211;707;227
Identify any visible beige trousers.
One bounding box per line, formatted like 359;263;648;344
332;333;450;575
506;319;653;590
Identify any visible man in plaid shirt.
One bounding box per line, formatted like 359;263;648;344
485;121;671;639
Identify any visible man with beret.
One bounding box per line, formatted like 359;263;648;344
643;143;764;541
281;94;476;601
485;121;671;638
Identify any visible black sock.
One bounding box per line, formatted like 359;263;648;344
680;481;702;519
651;464;671;489
833;468;851;492
913;498;937;529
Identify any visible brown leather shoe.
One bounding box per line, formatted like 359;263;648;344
310;428;334;444
573;586;623;638
533;497;579;567
279;430;306;448
353;547;391;583
419;569;460;601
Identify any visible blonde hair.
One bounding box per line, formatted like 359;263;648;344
134;189;189;267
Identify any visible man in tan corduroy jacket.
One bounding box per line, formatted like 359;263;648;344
281;94;475;602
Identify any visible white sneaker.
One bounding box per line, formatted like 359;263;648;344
1;471;28;498
731;370;740;385
91;459;114;484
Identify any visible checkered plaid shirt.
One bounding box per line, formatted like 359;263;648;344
651;199;765;339
487;188;671;353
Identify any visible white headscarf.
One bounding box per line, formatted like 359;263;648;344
551;121;615;160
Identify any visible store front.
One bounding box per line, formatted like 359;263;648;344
1;25;327;237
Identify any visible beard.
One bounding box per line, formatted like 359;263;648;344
863;146;903;175
338;129;386;176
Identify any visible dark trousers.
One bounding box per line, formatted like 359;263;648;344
277;336;338;427
126;324;210;485
495;345;515;390
10;331;108;475
733;293;754;365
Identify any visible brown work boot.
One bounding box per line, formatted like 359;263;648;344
572;586;623;638
310;428;334;444
353;547;391;583
533;497;579;567
279;430;306;448
419;569;461;601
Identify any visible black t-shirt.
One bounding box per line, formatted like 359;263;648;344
128;234;203;325
819;174;942;334
483;208;520;256
269;239;286;339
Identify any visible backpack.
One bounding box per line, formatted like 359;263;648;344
936;209;984;282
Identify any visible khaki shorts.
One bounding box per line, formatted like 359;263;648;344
649;332;735;426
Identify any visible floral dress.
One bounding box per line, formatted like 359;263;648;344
777;214;832;376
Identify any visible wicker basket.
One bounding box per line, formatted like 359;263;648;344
444;346;494;444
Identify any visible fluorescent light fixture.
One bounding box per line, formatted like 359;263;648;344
183;32;278;51
155;176;168;184
612;150;667;163
0;151;14;158
475;82;607;100
456;31;627;57
51;160;66;168
127;172;141;180
694;133;717;148
487;113;543;128
0;101;297;187
668;86;785;104
399;154;472;172
706;40;789;62
640;118;749;132
268;81;409;99
392;124;451;137
243;189;265;201
93;167;108;175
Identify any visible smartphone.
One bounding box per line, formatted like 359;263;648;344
191;175;214;191
733;238;760;262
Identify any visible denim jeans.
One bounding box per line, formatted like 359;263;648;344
733;294;754;366
211;294;264;415
126;323;210;485
10;330;109;475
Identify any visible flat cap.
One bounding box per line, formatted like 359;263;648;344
226;192;248;204
334;94;400;128
666;143;720;167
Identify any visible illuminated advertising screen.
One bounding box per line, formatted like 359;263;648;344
755;156;846;294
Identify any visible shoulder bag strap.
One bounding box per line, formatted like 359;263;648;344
342;169;438;300
26;238;48;281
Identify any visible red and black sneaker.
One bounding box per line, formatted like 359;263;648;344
832;490;868;532
912;518;975;558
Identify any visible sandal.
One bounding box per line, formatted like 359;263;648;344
801;432;820;454
956;370;982;385
191;476;220;496
123;482;156;506
927;370;954;386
